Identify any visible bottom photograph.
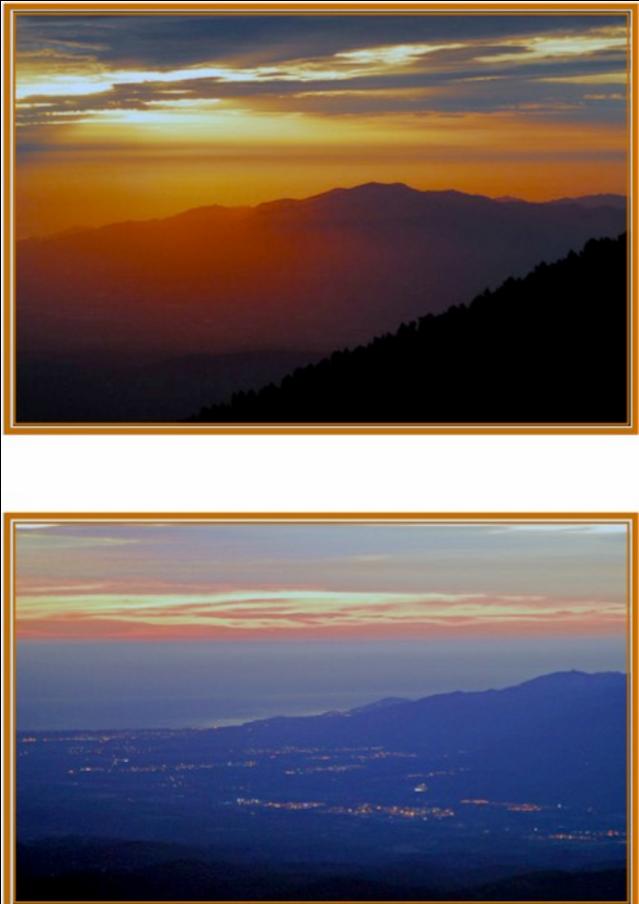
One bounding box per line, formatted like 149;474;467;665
4;514;636;904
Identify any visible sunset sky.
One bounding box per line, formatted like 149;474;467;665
15;521;628;642
14;12;629;237
15;521;628;728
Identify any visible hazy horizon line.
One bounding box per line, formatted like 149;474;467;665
16;667;626;735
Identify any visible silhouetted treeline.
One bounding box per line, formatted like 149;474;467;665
192;234;627;424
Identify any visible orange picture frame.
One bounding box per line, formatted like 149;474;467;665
2;2;637;434
2;510;637;904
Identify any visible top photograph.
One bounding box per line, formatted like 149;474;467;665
3;2;636;434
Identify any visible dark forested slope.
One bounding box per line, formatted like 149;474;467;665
193;234;627;424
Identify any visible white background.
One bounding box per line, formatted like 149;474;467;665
2;435;638;514
2;0;637;517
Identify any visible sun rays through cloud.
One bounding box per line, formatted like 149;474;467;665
13;13;628;237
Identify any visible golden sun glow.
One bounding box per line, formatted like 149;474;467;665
14;15;628;236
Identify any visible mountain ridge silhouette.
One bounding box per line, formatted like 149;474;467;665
18;182;625;361
17;184;626;422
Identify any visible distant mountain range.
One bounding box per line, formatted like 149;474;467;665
18;182;625;359
497;193;626;210
17;671;627;901
16;183;625;422
210;669;627;810
194;234;627;424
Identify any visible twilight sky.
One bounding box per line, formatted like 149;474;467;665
14;13;628;236
15;521;628;729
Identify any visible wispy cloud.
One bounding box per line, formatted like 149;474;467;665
14;521;627;641
15;19;627;130
13;14;628;234
15;585;626;641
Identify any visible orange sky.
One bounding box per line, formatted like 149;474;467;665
13;13;629;237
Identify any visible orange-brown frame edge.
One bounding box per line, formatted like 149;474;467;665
2;510;637;904
1;2;637;434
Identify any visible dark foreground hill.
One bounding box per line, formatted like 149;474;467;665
18;838;626;902
194;234;627;423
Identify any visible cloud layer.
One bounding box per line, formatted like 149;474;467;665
16;15;627;133
15;521;628;641
13;13;629;236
